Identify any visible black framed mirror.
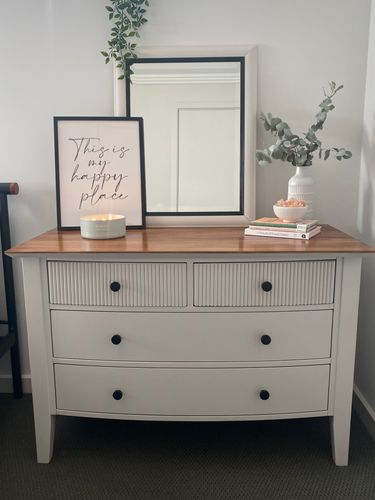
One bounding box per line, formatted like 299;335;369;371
126;56;245;216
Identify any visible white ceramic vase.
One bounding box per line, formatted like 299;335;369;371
287;167;314;219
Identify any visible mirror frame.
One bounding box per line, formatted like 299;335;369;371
113;45;257;227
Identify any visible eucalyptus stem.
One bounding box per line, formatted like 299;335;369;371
256;82;352;167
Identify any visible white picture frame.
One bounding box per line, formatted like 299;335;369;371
114;45;257;227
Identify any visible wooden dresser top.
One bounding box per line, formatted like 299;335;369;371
7;225;374;255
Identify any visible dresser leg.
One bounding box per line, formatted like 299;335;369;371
21;258;56;463
34;414;56;464
329;256;362;466
329;414;351;466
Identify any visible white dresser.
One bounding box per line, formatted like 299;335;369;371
8;226;373;464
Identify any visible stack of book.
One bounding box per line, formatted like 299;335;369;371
244;218;321;240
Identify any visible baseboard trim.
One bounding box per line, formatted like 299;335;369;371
353;384;375;442
0;374;31;394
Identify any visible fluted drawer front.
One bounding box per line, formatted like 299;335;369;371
51;309;332;362
48;261;187;307
55;364;330;416
194;260;335;307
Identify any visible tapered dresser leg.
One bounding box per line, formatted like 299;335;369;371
330;413;351;466
330;256;362;466
34;414;56;464
21;258;56;463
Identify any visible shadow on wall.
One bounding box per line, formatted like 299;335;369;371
357;112;375;240
358;114;375;213
355;111;375;411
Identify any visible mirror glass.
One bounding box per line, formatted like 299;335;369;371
126;58;244;215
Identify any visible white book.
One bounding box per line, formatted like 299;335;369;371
244;226;322;240
248;224;318;233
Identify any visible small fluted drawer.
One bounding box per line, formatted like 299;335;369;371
48;261;187;307
54;364;330;416
194;260;335;307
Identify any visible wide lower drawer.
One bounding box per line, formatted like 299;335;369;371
51;310;333;362
194;260;336;306
54;364;330;415
48;261;187;307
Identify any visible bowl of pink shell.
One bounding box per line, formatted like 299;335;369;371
273;198;308;222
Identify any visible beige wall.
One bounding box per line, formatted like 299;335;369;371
0;0;371;387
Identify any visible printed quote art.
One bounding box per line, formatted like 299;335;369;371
54;117;145;229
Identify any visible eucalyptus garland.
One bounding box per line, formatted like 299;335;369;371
101;0;149;80
256;82;352;167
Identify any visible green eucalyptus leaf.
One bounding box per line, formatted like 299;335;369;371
272;147;284;160
296;153;307;166
276;122;289;138
324;150;330;160
256;150;272;164
283;128;294;140
263;122;271;131
270;117;282;128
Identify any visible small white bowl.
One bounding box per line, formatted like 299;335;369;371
273;204;308;223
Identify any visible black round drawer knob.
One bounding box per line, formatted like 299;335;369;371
111;334;122;345
112;390;123;401
261;334;272;345
110;281;121;292
261;281;272;292
259;390;270;401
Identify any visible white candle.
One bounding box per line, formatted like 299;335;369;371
80;214;126;239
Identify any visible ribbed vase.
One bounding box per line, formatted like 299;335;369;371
287;167;314;218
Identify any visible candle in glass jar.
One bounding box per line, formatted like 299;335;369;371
80;214;126;239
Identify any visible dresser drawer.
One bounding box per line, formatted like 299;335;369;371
55;364;330;415
48;261;187;307
194;260;336;307
51;310;332;362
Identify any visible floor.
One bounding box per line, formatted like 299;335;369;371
1;394;375;499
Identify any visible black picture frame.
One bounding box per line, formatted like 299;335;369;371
53;116;146;230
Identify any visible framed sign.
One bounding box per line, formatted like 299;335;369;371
54;116;146;229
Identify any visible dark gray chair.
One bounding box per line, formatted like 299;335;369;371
0;183;22;398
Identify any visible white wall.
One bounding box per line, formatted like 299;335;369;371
0;0;371;388
355;0;375;425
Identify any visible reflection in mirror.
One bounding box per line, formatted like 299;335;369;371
126;58;244;215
